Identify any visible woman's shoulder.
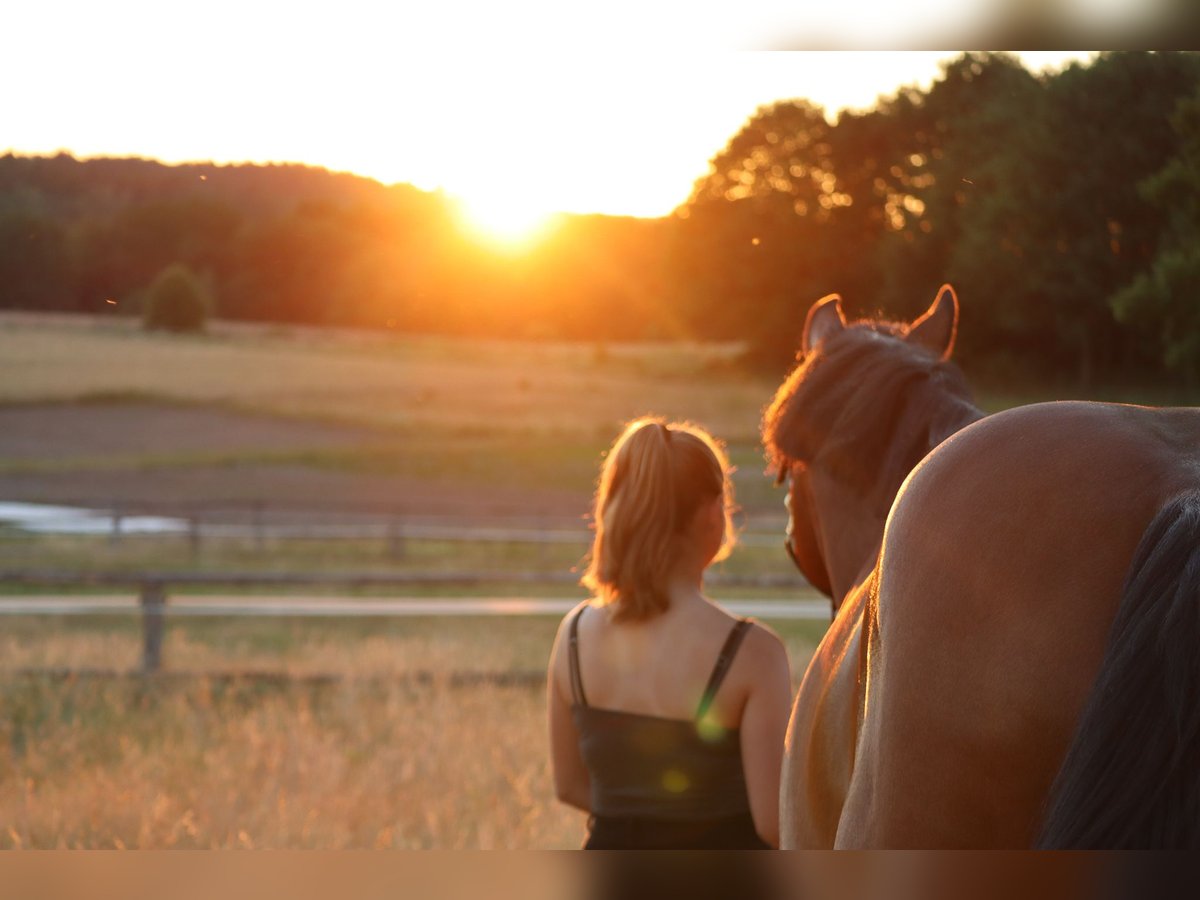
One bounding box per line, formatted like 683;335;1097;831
704;601;784;651
548;600;593;700
739;615;784;645
549;600;602;662
555;596;596;624
551;599;583;642
731;617;791;679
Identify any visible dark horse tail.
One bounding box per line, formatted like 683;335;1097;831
1038;491;1200;848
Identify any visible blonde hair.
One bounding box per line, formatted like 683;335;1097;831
581;417;737;621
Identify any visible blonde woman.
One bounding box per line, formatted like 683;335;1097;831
547;417;792;849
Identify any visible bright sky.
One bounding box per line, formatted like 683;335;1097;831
5;3;1095;226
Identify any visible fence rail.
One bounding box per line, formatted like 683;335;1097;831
2;499;789;557
0;568;819;675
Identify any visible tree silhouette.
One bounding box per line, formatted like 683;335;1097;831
1113;84;1200;382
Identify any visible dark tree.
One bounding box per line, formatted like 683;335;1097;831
143;263;210;332
1112;84;1200;382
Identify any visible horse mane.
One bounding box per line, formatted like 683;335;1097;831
762;321;981;512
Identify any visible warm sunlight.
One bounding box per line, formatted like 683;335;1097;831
452;191;563;250
3;31;1094;220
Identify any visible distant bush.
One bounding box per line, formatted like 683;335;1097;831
142;264;211;332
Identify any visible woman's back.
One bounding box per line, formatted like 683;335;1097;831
553;597;789;849
546;417;792;849
570;595;753;729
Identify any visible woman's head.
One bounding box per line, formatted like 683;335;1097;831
581;417;737;621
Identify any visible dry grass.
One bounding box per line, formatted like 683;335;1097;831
0;312;771;443
0;615;825;677
0;616;824;848
0;529;802;594
0;615;582;848
0;616;567;676
0;311;793;517
0;315;819;848
0;675;581;849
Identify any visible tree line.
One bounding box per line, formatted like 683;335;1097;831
2;51;1199;384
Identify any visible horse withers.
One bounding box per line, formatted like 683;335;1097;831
765;285;1200;848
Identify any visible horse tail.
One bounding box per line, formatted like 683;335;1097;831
1037;490;1200;848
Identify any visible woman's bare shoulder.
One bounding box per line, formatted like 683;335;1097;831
556;598;595;631
738;619;791;678
549;600;595;671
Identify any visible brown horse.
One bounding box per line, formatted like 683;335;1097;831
763;285;1200;848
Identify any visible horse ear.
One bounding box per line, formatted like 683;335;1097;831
802;294;847;355
907;284;958;360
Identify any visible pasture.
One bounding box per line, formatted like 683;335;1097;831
3;311;1196;848
0;312;819;847
0;615;825;848
0;311;800;533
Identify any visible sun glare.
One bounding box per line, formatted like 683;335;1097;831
453;192;562;250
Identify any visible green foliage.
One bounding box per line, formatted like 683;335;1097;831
677;52;1045;370
0;203;69;309
1112;84;1200;380
681;50;1200;382
142;264;210;332
4;51;1200;383
945;52;1200;384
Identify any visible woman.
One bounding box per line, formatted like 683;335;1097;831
547;417;792;849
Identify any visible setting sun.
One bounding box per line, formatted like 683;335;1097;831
453;191;563;250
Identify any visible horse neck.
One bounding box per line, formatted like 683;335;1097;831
811;474;889;605
820;392;985;605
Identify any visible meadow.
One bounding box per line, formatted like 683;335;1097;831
0;312;766;457
0;311;797;526
0;615;826;849
3;311;1196;848
0;312;819;847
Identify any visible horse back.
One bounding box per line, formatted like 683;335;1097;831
837;400;1200;847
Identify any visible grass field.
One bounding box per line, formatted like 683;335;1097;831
0;530;803;592
0;311;797;533
0;312;819;847
0;311;768;445
0;615;825;849
4;310;1195;520
3;311;1198;848
1;673;573;848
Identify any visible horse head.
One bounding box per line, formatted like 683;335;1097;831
763;285;981;610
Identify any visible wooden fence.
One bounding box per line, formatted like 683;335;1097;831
0;569;818;675
7;498;788;559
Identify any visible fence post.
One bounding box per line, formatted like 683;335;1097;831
188;515;201;558
387;515;405;561
110;503;123;545
252;501;265;552
140;582;166;674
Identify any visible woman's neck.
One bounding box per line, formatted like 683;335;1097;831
666;565;709;609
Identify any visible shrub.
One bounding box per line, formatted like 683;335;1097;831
142;264;210;332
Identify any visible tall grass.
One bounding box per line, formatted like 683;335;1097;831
0;615;823;848
0;675;581;849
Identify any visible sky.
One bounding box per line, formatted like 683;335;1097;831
5;3;1100;226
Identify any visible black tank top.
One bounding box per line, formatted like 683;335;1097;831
568;605;757;821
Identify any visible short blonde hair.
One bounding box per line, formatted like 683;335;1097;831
581;417;737;621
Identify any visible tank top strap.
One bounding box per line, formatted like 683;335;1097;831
567;604;589;707
694;618;753;721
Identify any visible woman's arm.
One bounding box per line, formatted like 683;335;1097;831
547;613;592;812
738;626;794;848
